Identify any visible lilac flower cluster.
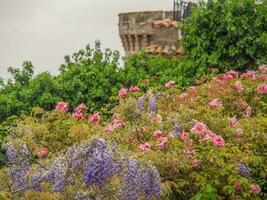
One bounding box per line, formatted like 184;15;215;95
83;139;118;188
135;96;146;111
7;139;162;199
148;95;157;114
121;160;162;200
237;163;251;180
6;143;31;193
171;124;182;137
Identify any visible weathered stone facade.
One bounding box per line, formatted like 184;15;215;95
118;11;183;57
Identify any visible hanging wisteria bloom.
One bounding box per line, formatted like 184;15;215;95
55;102;69;112
148;95;156;114
237;163;251;180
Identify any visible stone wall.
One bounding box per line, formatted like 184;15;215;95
118;11;182;57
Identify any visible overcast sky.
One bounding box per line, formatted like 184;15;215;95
0;0;172;79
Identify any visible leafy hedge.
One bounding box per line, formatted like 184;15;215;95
181;0;267;72
1;66;266;199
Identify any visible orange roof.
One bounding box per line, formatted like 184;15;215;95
152;19;178;28
145;45;184;57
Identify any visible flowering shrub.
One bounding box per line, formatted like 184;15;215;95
0;66;266;199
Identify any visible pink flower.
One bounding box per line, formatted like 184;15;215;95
212;135;225;147
204;129;215;139
103;125;114;133
179;93;188;99
234;182;241;190
153;130;164;138
192;159;201;169
88;113;101;125
55;102;69;112
250;184;261;195
227;70;239;79
257;83;267;94
235;128;243;137
165;80;175;88
118;88;128;98
192;122;207;135
112;113;121;120
37;148;49;158
129;85;140;93
209;99;223;109
240;70;256;79
259;65;267;74
72;112;85;120
235;81;244;93
74;103;87;113
245;106;252;117
138;142;152;151
229;115;238;127
156;138;168;150
213;77;223;85
150;115;163;124
180;131;189;141
112;120;127;128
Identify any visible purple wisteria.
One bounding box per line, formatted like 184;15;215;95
237;163;251;180
6;139;162;199
121;160;162;200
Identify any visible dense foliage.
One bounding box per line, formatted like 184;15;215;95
181;0;267;72
1;66;266;199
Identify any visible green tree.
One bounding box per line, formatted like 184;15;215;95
181;0;267;72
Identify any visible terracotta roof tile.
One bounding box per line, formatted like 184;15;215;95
145;45;184;57
152;19;178;28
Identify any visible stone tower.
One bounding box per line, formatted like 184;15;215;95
118;11;183;58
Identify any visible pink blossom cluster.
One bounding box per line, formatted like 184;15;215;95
152;130;168;150
165;80;175;88
240;70;256;79
250;184;261;195
257;83;267;94
103;113;127;133
235;81;244;93
138;142;152;152
118;85;140;98
258;65;267;74
209;99;223;109
88;113;101;125
213;70;239;84
55;102;69;112
37;147;49;158
191;122;225;147
72;103;87;120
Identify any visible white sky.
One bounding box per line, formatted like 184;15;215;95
0;0;172;79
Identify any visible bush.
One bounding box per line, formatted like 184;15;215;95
1;65;266;199
181;0;267;72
